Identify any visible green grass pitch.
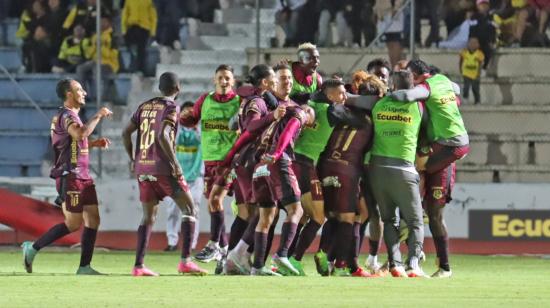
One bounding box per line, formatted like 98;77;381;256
0;250;549;307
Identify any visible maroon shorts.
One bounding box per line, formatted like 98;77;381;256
319;161;361;214
138;175;189;203
424;162;456;206
425;143;469;174
203;164;232;198
252;159;301;208
56;174;98;213
235;164;254;204
292;155;323;201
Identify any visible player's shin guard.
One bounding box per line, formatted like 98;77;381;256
276;222;298;258
252;232;268;269
210;211;224;244
33;223;71;251
228;216;248;251
433;236;450;271
265;220;277;263
79;227;97;267
293;220;322;261
319;218;338;253
287;222;304;257
333;222;354;268
135;224;152;267
181;217;196;260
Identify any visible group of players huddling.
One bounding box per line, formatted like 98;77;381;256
21;42;469;279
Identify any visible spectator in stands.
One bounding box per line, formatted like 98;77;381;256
443;0;475;36
528;0;550;45
76;15;119;100
374;0;405;67
493;0;532;46
47;0;68;55
63;0;113;38
17;0;54;73
470;0;496;72
275;0;307;47
345;0;377;47
460;36;484;104
122;0;157;75
154;0;184;49
317;1;352;47
52;23;90;73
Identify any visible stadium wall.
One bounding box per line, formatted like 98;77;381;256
1;181;549;254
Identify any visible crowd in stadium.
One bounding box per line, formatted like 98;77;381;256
1;0;549;75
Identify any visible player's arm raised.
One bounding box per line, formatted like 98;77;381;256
67;107;112;141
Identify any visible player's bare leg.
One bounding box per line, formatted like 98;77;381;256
132;201;159;276
173;190;207;275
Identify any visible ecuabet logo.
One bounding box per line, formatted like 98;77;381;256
469;210;550;241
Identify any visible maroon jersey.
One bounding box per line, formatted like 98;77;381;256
256;102;307;160
131;97;179;175
50;107;91;180
322;111;373;167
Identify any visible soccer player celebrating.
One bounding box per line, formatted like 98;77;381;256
223;64;285;274
289;42;323;102
369;70;428;278
22;79;112;275
180;65;241;265
366;58;391;88
122;72;206;276
391;59;469;278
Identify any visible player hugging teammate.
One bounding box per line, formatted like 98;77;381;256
25;42;468;278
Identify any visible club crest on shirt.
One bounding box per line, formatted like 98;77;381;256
432;187;444;200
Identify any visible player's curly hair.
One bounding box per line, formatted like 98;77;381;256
351;70;387;97
297;42;317;52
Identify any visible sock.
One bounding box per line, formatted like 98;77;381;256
79;227;97;267
181;220;195;259
358;221;368;253
433;236;450;271
134;224;152;267
219;219;228;248
334;222;354;267
348;222;361;272
228;216;249;250
210;211;224;243
264;222;277;263
276;222;298;258
242;214;259;254
287;223;303;257
33;223;71;251
252;232;268;269
293;220;322;261
368;240;379;257
319;218;338;253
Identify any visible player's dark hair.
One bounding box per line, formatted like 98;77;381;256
406;59;431;75
321;78;345;92
273;63;291;72
181;101;194;109
56;78;74;100
390;71;414;91
159;72;180;96
215;64;234;74
366;58;391;72
428;65;441;75
245;64;273;87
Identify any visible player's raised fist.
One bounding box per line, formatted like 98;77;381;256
274;105;287;120
97;107;113;118
90;137;111;149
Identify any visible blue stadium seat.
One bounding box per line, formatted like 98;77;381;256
0;105;97;131
0;47;22;72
